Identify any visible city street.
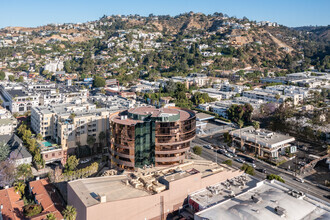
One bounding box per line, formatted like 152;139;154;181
192;136;330;203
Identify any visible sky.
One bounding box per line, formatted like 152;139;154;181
1;0;329;28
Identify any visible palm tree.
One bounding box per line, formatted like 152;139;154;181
98;131;106;154
16;163;33;182
14;181;26;197
62;205;77;220
46;213;57;220
87;135;96;155
237;120;244;149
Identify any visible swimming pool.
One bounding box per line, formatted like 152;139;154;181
43;141;52;147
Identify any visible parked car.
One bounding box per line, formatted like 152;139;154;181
225;153;233;158
217;149;227;154
203;145;213;150
235;158;244;163
295;177;304;183
257;168;267;173
80;158;91;164
247;162;256;168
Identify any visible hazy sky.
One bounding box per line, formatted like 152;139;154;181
1;0;329;28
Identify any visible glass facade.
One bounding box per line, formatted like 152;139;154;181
134;121;155;168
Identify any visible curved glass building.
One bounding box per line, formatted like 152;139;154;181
110;106;196;169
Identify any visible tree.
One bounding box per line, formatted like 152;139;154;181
0;142;10;161
0;159;16;187
62;205;77;220
17;76;24;82
65;155;79;172
0;71;5;80
266;174;285;183
93;76;106;88
87;135;96;154
192;146;202;155
8;75;15;82
16;164;33;182
164;80;177;94
222;160;232;166
14;181;26;197
275;94;281;101
241;164;255;175
36;133;43;141
252;121;260;130
46;213;57;220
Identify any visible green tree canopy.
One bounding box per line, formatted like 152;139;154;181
93;76;106;88
65;155;79;172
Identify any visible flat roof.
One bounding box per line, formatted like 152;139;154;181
68;175;150;207
230;126;295;149
190;175;259;209
69;159;236;207
195;180;330;220
196;112;215;121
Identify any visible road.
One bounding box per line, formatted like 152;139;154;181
192;136;330;203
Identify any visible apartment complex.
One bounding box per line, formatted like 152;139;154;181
0;106;17;135
110;106;196;169
0;82;88;113
67;159;243;220
0;83;39;113
243;90;300;105
229;126;295;158
31;102;111;157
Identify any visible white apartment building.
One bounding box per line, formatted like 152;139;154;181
0;84;39;113
0;82;88;113
0;106;17;135
243;90;300;105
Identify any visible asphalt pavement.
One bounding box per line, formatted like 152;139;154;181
191;136;330;203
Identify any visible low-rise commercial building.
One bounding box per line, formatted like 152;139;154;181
229;126;295;158
194;178;330;220
68;159;243;220
110;106;196;169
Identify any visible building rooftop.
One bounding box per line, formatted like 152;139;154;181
195;180;330;220
68;159;236;207
68;175;150;207
230;126;295;149
0;187;24;220
189;175;259;210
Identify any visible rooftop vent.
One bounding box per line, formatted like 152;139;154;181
275;206;286;217
251;195;262;203
99;194;106;203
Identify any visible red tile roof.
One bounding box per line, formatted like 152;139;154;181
29;179;64;220
0;187;24;220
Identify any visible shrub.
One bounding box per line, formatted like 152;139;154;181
23;204;42;217
192;146;202;155
266;174;285;183
241;164;255;175
223;159;233;166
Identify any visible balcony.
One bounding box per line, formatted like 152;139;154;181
155;146;190;155
155;154;185;163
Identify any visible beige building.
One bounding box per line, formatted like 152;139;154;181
230;126;295;159
67;159;243;220
31;102;111;157
0;106;17;135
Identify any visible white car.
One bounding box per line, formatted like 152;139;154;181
225;153;233;158
295;178;304;183
80;158;91;164
204;145;213;150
